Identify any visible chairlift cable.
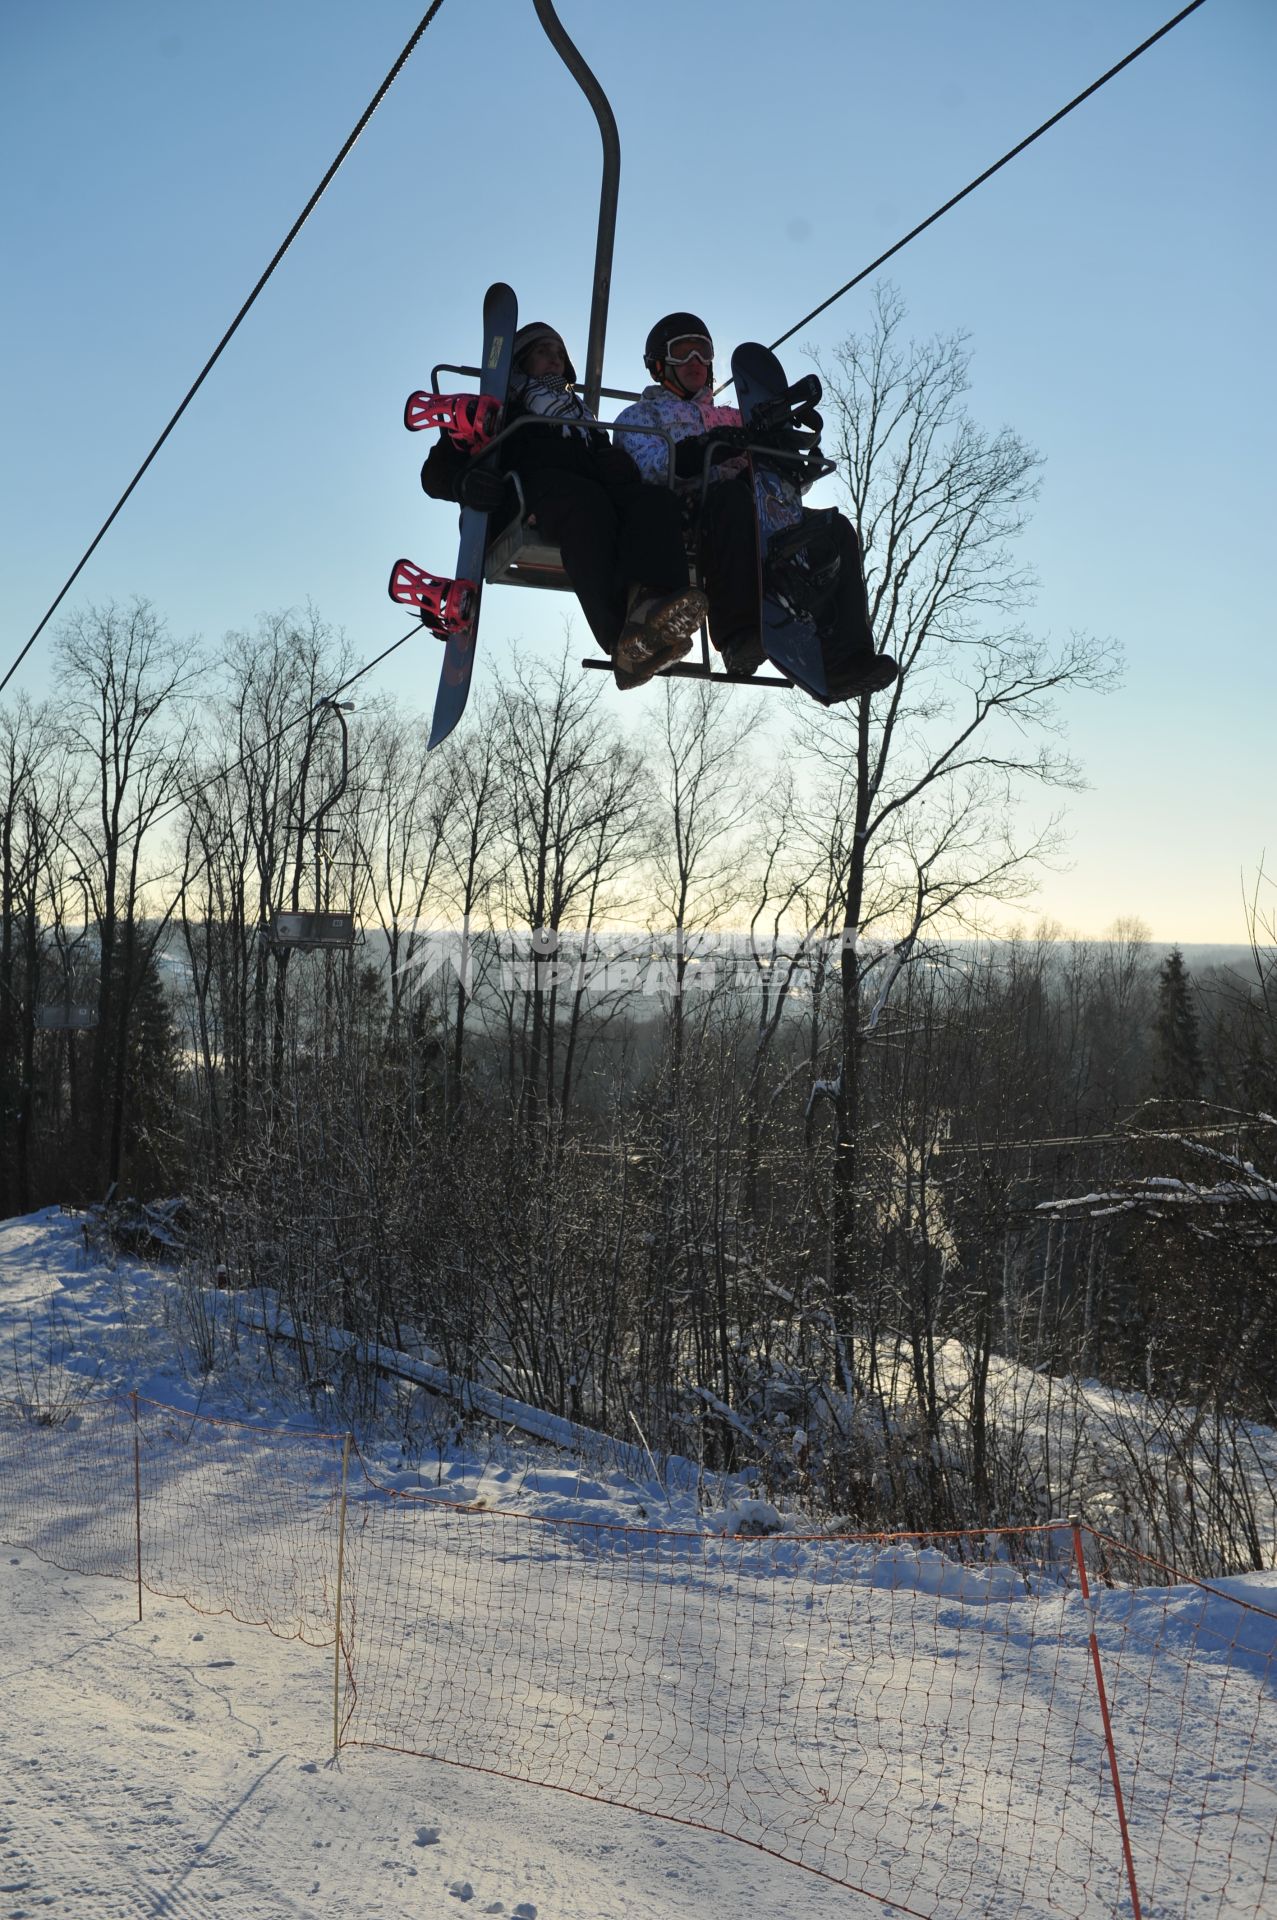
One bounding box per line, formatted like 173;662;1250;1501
113;627;416;948
0;1;451;701
762;0;1210;362
10;0;1209;752
125;631;416;851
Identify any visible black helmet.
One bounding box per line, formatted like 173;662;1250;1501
643;312;713;380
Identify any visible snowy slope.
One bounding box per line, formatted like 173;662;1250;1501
2;1209;1276;1919
2;1551;872;1919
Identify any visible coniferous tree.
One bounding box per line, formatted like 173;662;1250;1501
1153;947;1203;1101
120;948;183;1191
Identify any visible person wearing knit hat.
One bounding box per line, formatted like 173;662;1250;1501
511;320;578;383
421;323;706;687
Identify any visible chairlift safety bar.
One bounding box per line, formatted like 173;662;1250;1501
429;364;642;407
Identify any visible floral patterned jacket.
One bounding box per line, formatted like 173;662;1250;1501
612;383;744;488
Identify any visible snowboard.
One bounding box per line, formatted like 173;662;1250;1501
731;342;894;706
388;281;518;749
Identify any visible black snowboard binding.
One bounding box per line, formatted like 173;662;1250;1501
763;509;844;625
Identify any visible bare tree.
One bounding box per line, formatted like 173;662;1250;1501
1204;865;1277;1114
1039;1104;1277;1571
1086;916;1155;1121
645;679;758;976
494;646;652;1123
802;287;1120;1334
0;697;78;1209
171;611;348;1151
54;599;199;1189
436;699;509;1120
350;701;455;1040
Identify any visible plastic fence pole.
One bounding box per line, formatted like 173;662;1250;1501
131;1390;142;1622
332;1432;352;1759
1072;1521;1142;1920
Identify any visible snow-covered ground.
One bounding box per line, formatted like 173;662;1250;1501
925;1342;1277;1572
2;1207;1276;1918
1;1551;866;1919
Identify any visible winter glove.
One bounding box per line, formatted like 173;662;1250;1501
673;433;711;479
594;437;642;485
419;432;466;501
673;429;747;478
455;463;507;512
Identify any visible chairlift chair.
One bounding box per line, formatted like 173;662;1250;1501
271;910;356;950
408;0;796;691
35;1003;97;1031
269;698;359;951
36;898;99;1029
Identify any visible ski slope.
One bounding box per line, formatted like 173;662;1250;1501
2;1208;1275;1917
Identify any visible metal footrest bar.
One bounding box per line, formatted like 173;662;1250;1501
580;658;793;687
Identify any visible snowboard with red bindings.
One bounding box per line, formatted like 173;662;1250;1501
388;281;518;748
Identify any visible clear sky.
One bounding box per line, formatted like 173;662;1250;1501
3;0;1273;942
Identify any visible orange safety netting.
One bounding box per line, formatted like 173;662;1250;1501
338;1487;1277;1917
0;1389;344;1644
2;1386;1274;1916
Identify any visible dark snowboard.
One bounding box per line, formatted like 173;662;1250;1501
428;280;518;747
731;342;894;706
388;281;518;749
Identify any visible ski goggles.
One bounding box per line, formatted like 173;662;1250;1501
664;335;714;367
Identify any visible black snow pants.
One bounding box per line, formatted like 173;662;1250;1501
519;466;691;656
696;475;876;661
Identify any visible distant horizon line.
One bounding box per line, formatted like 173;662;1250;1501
64;920;1273;949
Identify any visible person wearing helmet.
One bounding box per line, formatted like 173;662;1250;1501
421;321;706;687
614;315;760;675
614;315;745;491
614;314;899;697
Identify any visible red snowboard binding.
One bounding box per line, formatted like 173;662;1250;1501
403;390;503;450
388;558;476;638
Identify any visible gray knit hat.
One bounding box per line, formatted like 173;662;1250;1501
512;322;577;384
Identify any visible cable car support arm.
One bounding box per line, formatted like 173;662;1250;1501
532;0;619;416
